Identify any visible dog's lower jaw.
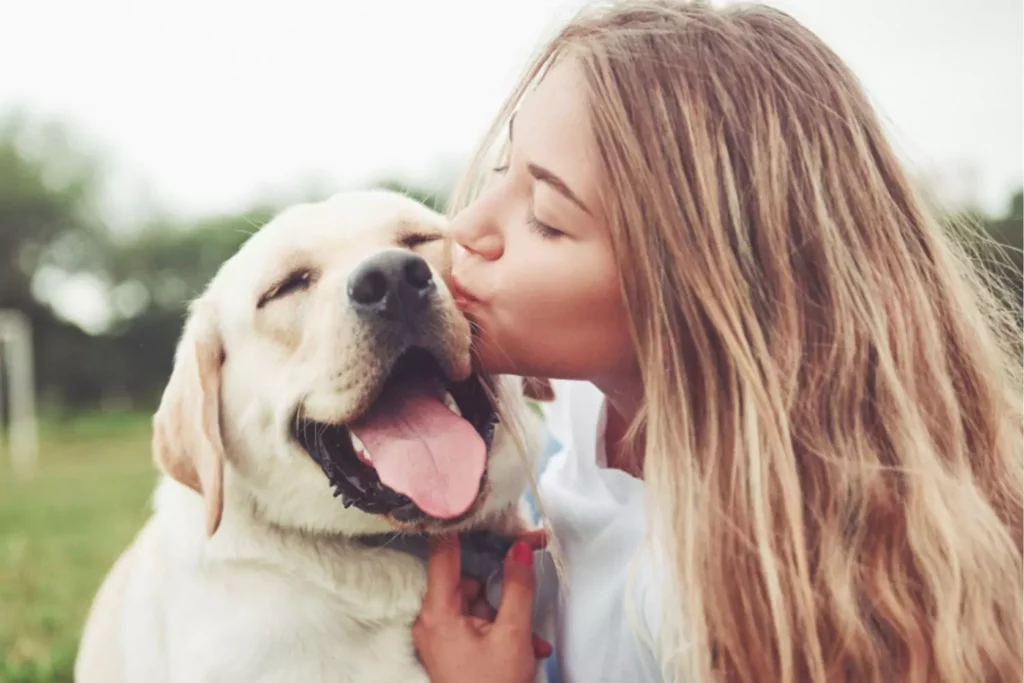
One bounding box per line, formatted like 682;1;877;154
222;447;400;537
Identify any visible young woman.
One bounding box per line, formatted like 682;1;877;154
412;2;1024;682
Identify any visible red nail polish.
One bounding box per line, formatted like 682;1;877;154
510;541;533;566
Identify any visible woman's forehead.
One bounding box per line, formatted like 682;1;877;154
513;58;603;217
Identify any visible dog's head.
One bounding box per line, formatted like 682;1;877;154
152;189;539;538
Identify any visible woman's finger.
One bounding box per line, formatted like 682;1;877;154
422;534;463;617
495;541;536;630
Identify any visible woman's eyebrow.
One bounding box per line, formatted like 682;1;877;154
527;163;591;215
509;112;592;215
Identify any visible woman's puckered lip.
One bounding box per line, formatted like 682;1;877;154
448;273;480;310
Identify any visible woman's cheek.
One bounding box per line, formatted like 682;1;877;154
502;261;551;316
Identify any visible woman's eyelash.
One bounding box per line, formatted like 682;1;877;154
528;215;562;239
492;161;560;238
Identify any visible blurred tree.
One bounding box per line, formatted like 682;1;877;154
0;112;115;412
100;206;277;405
983;190;1023;304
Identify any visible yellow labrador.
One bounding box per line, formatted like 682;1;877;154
74;190;543;683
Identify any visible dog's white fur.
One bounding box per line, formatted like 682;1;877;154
74;190;541;683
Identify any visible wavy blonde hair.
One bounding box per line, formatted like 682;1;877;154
450;1;1023;681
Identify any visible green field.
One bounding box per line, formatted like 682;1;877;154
0;412;158;683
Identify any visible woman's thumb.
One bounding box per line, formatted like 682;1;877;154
495;541;536;629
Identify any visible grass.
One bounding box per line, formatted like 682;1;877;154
0;412;157;683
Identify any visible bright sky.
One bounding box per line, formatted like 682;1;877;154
3;0;1022;330
3;0;1021;217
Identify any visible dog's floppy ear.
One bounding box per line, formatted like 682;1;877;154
153;299;226;537
521;376;555;402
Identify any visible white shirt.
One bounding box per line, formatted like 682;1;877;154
536;379;667;683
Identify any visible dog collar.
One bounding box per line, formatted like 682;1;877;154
356;530;514;590
358;530;553;626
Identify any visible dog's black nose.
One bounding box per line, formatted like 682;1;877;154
348;250;436;320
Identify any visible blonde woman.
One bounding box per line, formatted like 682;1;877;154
412;2;1024;682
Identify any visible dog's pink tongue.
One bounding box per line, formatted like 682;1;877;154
350;383;485;519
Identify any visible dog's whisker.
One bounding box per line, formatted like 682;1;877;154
379;530;404;548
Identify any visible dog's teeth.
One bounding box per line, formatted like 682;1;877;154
443;391;462;417
349;432;372;462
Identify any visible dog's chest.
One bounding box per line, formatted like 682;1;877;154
165;558;429;683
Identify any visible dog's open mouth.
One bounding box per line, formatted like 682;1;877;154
293;348;497;522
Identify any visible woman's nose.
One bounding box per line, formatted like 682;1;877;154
450;203;504;261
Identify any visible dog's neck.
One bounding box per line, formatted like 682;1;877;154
217;481;514;590
179;477;516;604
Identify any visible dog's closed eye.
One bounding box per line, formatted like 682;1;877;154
398;232;442;249
257;269;315;308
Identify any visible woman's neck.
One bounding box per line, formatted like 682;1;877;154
592;376;645;478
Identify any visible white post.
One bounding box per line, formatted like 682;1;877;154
0;310;38;474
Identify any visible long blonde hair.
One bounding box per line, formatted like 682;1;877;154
450;2;1023;681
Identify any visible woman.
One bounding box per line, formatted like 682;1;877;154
412;2;1024;682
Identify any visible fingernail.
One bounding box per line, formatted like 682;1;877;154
534;636;553;658
510;541;533;566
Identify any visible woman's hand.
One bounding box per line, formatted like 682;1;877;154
413;533;552;683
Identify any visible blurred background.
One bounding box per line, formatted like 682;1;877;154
0;0;1020;680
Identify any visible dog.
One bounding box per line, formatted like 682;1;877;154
73;189;546;683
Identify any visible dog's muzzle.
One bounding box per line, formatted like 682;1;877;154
292;248;498;526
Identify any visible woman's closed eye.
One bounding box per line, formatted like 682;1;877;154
527;213;565;239
489;157;568;239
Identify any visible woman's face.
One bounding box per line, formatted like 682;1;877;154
449;57;635;383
